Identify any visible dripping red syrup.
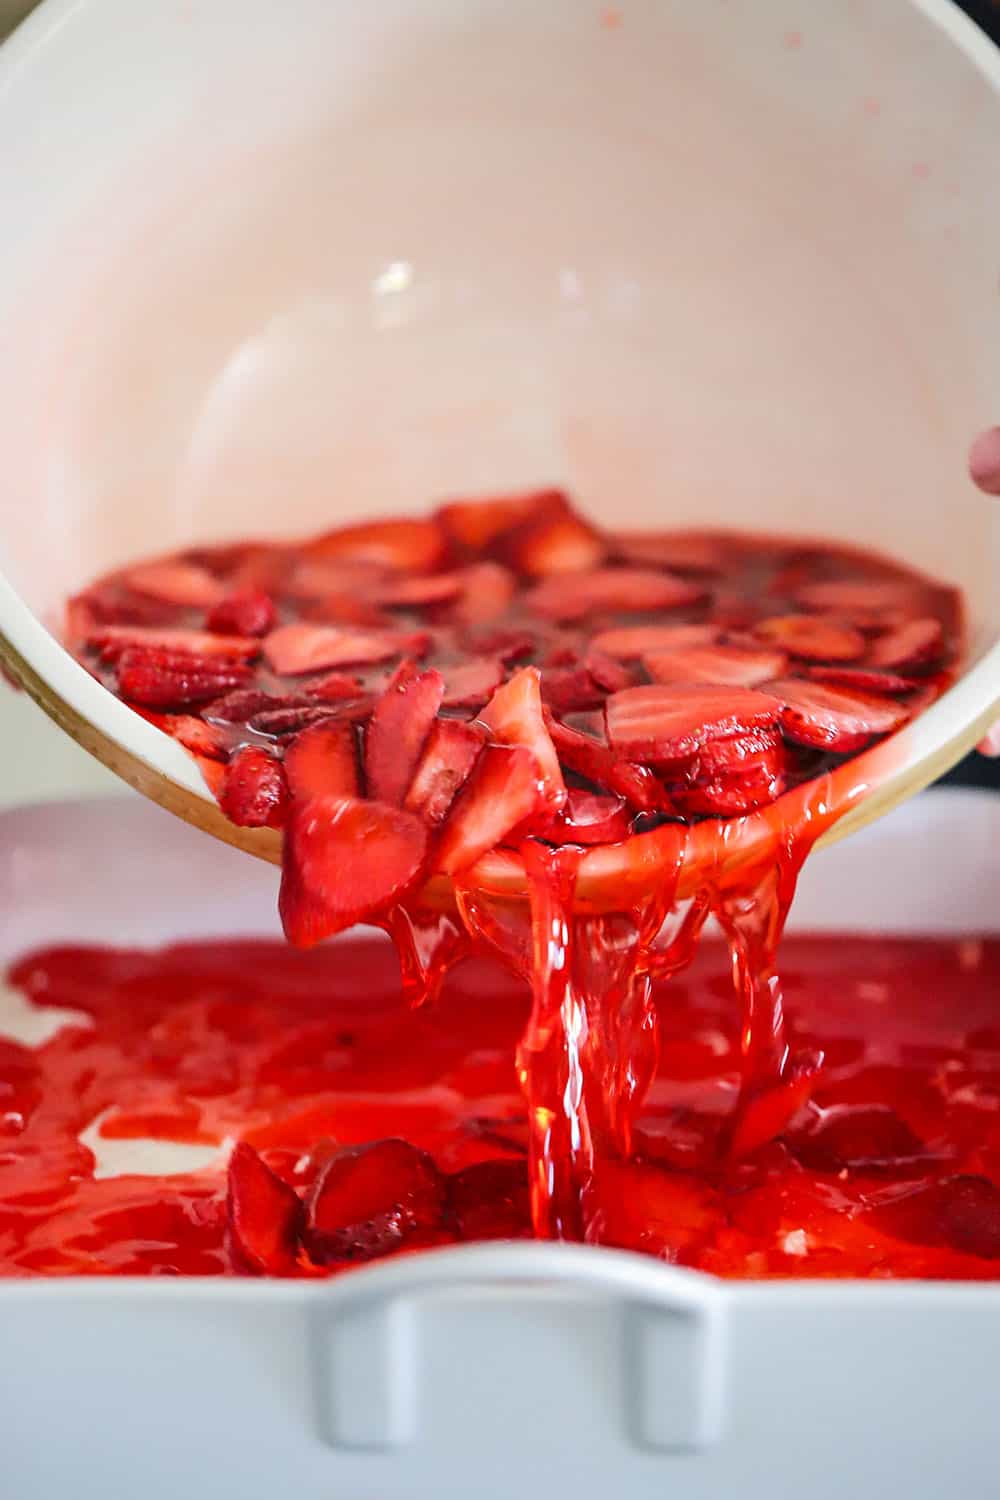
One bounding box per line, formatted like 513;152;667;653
4;933;1000;1278
38;489;970;1268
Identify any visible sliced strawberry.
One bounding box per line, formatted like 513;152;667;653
124;559;226;608
478;666;566;806
867;1174;1000;1260
767;678;910;752
219;747;289;828
365;663;445;806
673;760;787;817
305;517;448;573
441;657;504;709
206;689;301;723
585;649;635;694
66;587;181;635
166;715;228;762
279;796;429;946
807;665;914;695
589;623;718;659
538;665;604;715
88;624;258;663
754;614;865;662
263;623;412;675
305;1139;445;1263
447;1159;530;1240
116;647;253;709
533;788;631;845
693;725;786;778
305;672;366;702
548;716;665;812
868;616;943;670
644;642;787;689
795;578;918;616
405;719;486;825
605;684;780;762
434;746;546;875
452;561;518;624
494;504;606;577
436;489;565;554
227;1141;304;1274
250;702;372;738
460;624;537;663
286;557;389;601
376;572;463;608
206;590;277;637
284;721;360;801
526;567;705;621
609;531;727;575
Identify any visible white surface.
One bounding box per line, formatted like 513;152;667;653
0;0;996;823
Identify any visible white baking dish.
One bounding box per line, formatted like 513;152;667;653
0;786;998;1500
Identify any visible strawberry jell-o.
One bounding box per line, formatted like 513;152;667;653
66;491;963;1245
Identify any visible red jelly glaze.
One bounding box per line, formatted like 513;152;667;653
3;933;1000;1280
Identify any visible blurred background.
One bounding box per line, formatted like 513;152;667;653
0;0;996;797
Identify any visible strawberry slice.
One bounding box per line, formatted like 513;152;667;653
206;589;277;637
478;666;566;806
284;721;360;801
219;746;289;828
494;504;606;577
538;665;604;715
88;624;258;663
204;689;288;722
609;530;727;575
165;714;228;762
376;572;463;608
868;616;943;670
279;796;429;947
584;649;635;695
605;684;780;762
365;663;445;806
305;1139;446;1263
405;719;486;825
305;517;448;573
452;561;518;623
754;614;865;662
436;489;566;553
767;678;910;752
795;578;918;616
447;1159;530;1240
116;647;253;709
250;701;373;738
227;1142;304;1274
692;725;786;778
644;642;787;689
441;657;504;709
588;623;719;659
673;759;787;817
305;672;366;702
263;623;416;675
460;624;537;662
534;788;631;845
548;716;665;812
434;746;546;875
124;560;226;608
526;567;705;621
807;665;914;695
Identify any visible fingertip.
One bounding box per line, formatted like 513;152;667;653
968;426;1000;497
976;724;1000;758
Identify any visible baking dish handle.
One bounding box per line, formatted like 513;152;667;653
309;1241;727;1454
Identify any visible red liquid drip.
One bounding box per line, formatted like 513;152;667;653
5;934;1000;1279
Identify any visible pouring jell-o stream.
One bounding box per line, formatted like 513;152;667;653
19;484;988;1275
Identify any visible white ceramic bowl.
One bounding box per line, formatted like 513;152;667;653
0;0;997;891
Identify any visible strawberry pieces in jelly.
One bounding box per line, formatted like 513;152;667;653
68;492;960;937
305;1138;446;1262
868;1175;1000;1261
226;1142;304;1274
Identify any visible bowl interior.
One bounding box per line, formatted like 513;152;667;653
0;0;997;819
